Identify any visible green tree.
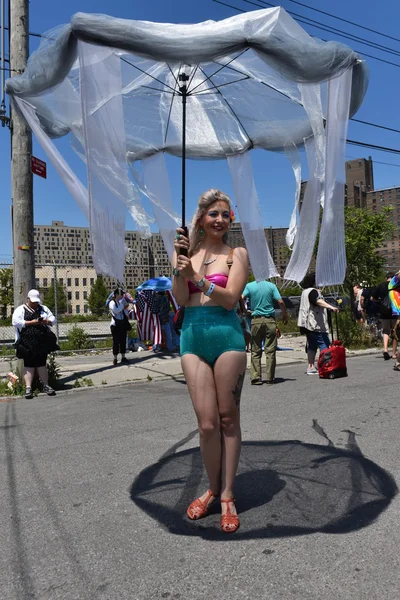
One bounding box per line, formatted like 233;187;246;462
88;276;109;316
343;205;395;293
0;267;13;319
44;280;67;314
310;205;394;295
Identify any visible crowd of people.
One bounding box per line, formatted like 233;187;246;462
353;272;400;369
10;186;400;534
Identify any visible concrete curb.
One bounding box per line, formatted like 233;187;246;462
0;349;384;402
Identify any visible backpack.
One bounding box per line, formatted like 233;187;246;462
380;295;392;319
381;277;400;318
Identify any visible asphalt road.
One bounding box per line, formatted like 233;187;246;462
0;355;399;600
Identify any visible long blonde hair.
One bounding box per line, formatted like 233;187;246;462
189;189;232;257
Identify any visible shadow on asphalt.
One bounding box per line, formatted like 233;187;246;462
262;377;296;385
130;431;397;541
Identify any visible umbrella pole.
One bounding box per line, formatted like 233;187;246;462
179;73;189;240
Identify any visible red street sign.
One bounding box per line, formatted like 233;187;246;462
31;156;47;179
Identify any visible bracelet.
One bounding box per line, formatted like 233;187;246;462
194;276;206;288
172;267;179;277
205;282;215;297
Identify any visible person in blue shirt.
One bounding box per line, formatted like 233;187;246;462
243;280;288;385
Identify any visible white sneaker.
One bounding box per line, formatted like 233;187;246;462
306;367;318;375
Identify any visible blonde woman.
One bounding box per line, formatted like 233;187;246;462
172;189;248;533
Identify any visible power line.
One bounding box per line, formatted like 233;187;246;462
347;140;400;155
211;1;400;68
350;118;400;135
286;0;400;45
0;65;19;73
346;156;400;169
241;0;400;58
3;25;42;39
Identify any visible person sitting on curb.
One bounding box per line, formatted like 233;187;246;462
297;273;339;375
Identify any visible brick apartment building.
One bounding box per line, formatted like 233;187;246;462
300;157;400;272
345;157;400;270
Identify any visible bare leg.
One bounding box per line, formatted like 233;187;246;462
24;367;35;388
307;348;316;370
383;333;390;353
181;354;221;501
214;351;246;525
37;365;48;386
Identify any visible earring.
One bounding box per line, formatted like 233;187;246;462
199;227;204;236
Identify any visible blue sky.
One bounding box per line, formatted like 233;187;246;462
1;0;400;259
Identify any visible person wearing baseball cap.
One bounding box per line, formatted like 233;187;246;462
12;289;58;399
27;289;41;303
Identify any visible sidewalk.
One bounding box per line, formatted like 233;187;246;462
1;334;382;391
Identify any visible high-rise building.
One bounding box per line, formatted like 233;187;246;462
34;222;171;290
300;157;374;209
228;222;289;276
298;156;400;271
345;157;374;208
365;186;400;271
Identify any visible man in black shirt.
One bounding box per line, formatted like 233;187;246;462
371;272;397;360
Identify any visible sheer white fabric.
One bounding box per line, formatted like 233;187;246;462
284;136;322;283
15;97;89;220
227;153;278;280
284;142;302;248
79;42;129;282
6;9;368;284
141;153;179;260
316;67;353;286
298;82;326;204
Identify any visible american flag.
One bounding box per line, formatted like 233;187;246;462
134;291;162;344
136;290;158;314
166;290;179;313
134;290;179;345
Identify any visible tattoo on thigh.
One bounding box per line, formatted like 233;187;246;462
232;372;245;408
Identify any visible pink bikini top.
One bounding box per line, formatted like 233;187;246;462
188;273;229;295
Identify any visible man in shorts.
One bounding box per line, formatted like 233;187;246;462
371;272;397;361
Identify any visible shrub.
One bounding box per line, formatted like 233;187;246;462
47;353;62;388
73;377;94;388
336;307;380;349
0;345;14;356
127;322;139;339
65;325;93;350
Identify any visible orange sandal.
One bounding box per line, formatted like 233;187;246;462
220;498;240;533
187;489;217;520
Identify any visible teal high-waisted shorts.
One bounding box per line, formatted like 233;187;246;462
180;306;245;366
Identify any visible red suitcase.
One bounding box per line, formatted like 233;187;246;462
318;310;348;379
318;340;348;379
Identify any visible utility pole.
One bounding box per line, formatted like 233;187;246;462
53;264;59;340
10;0;34;307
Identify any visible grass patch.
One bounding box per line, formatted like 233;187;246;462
73;377;94;388
277;317;299;335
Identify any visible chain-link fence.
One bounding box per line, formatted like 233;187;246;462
0;263;145;352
